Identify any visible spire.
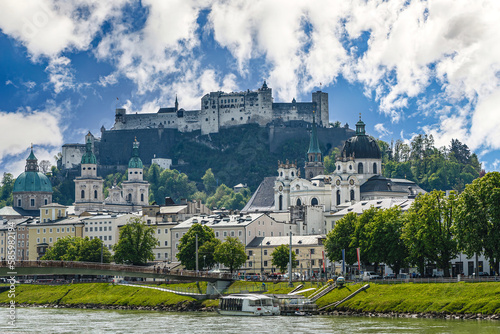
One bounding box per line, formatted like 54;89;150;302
25;146;39;172
81;137;97;164
128;139;143;169
175;95;178;111
307;111;321;155
355;113;366;136
262;80;268;89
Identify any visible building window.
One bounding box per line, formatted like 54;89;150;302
104;236;107;241
164;229;168;234
336;190;341;206
358;162;364;174
57;228;60;233
175;233;179;239
85;227;88;232
373;162;377;174
249;250;253;256
37;238;40;243
43;229;46;233
264;261;268;267
104;227;107;231
109;236;112;240
296;198;302;206
94;190;98;199
310;249;315;254
45;209;49;215
350;189;355;201
49;229;52;233
164;241;168;246
49;238;52;243
311;198;318;206
216;231;219;237
248;231;251;236
224;231;227;237
45;199;48;205
238;231;242;237
30;199;35;207
231;231;235;237
279;195;283;211
81;190;85;199
141;194;144;202
90;227;93;232
295;249;299;255
264;250;268;256
157;229;161;234
17;199;21;207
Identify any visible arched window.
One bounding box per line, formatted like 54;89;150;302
94;190;98;199
311;198;318;206
44;199;48;205
81;190;85;199
309;172;313;179
141;194;144;202
358;162;364;174
336;190;341;205
373;162;377;174
279;195;283;211
17;199;22;207
296;198;302;206
291;171;294;177
127;194;132;202
350;189;355;201
337;165;340;170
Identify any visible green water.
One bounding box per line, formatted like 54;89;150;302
0;308;498;333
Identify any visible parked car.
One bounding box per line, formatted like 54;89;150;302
384;273;397;279
473;272;489;277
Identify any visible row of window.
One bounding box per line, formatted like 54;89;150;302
37;227;75;234
156;252;169;260
17;198;48;207
88;235;112;241
85;221;111;225
337;162;378;174
85;226;112;232
248;248;316;257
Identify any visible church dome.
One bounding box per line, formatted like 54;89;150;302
341;118;381;159
81;137;97;164
13;148;52;193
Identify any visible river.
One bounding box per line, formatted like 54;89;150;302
0;308;498;333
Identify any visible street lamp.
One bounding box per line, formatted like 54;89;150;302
203;255;206;270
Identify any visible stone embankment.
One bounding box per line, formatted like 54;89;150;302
0;302;215;312
320;310;500;321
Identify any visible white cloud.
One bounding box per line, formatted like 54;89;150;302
374;123;392;137
98;73;118;87
45;56;74;93
0;104;64;174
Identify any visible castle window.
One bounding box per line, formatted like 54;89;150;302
373;163;377;174
94;190;98;199
358;163;364;174
311;198;318;206
81;190;85;199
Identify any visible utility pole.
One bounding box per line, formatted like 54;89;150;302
195;234;199;272
260;239;264;278
100;242;103;264
288;232;293;287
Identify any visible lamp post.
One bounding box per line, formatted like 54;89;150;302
203;255;206;270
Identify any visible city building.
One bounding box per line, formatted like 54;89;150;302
245;235;326;277
170;213;289;260
81;213;138;252
143;198;212;224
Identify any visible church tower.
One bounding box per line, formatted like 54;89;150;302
74;135;104;214
121;138;149;208
274;160;298;211
304;111;324;180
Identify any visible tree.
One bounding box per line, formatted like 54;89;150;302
113;217;157;265
202;168;217;195
41;236;112;263
39;160;52;174
0;173;14;207
214;236;247;273
176;223;218;270
198;239;221;270
324;212;357;265
271;244;296;273
352;207;379;269
455;172;500;275
403;191;458;277
364;207;408;275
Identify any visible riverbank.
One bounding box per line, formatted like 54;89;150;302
1;282;499;319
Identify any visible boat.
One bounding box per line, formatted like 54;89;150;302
217;294;280;316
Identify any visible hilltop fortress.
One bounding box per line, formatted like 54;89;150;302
113;81;329;135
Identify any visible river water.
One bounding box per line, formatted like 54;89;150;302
0;308;498;334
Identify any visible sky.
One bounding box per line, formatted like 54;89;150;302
1;0;500;179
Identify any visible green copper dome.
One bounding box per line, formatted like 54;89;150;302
13;172;53;193
81;137;97;164
307;111;321;154
128;139;143;169
13;148;52;193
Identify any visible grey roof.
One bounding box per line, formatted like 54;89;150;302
360;175;425;196
0;206;39;218
242;177;276;213
332;198;415;217
172;213;266;230
246;235;324;248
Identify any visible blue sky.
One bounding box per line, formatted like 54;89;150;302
1;0;500;178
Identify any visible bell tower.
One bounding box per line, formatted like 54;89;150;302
304;111;324;180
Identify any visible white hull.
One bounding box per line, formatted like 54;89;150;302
217;309;277;316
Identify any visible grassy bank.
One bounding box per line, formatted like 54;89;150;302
1;281;499;315
0;283;201;308
316;282;500;315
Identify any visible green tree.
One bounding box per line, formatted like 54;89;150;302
202;168;217;195
214;236;247;273
271;244;296;273
113;217;157;265
352;207;379;269
0;173;14;207
455;172;500;275
403;191;458;276
198;239;221;270
364;207;408;275
41;236;112;263
176;223;218;270
324;212;357;265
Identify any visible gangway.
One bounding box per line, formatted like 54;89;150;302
309;283;336;302
318;284;370;311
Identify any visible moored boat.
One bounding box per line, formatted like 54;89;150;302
217;294;280;316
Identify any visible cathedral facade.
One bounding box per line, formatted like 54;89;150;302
74;136;149;215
